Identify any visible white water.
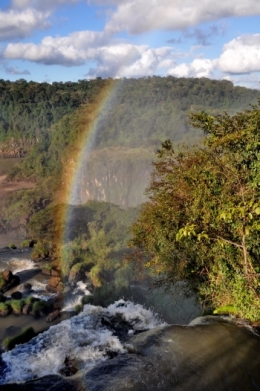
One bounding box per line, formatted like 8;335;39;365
0;300;165;385
0;258;37;274
62;281;91;312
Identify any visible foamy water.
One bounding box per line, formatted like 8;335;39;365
62;281;91;312
0;300;165;385
0;258;37;274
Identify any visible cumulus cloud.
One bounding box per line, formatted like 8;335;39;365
0;8;50;41
104;0;260;34
5;66;30;75
3;28;176;77
88;46;175;78
4;30;109;66
218;34;260;74
168;58;216;78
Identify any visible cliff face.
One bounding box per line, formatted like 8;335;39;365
69;148;154;207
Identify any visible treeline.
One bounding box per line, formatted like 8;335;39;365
6;76;260;182
0;77;107;144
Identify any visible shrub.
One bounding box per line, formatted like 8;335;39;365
32;300;49;316
3;327;35;350
0;302;10;314
20;239;35;248
9;299;25;314
32;241;50;260
9;243;17;249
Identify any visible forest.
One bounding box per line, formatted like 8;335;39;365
1;76;260;319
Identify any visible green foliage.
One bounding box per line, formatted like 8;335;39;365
8;243;17;249
3;327;35;350
31;241;50;260
20;239;34;248
31;300;49;316
130;103;260;321
0;302;10;311
9;299;25;313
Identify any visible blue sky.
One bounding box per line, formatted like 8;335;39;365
0;0;260;88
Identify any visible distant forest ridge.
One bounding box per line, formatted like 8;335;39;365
1;75;260;182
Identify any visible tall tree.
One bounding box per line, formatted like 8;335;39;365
130;104;260;320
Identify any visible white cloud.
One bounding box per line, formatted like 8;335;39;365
218;34;260;74
168;58;216;78
104;0;260;34
0;8;50;41
4;30;109;66
88;45;175;78
3;29;176;77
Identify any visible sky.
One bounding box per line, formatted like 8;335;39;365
0;0;260;89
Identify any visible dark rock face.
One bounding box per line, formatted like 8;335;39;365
11;291;22;300
2;318;260;391
0;375;82;391
46;309;61;323
0;270;20;293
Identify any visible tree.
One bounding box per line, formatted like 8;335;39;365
130;104;260;320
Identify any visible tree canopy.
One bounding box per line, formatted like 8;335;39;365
130;103;260;320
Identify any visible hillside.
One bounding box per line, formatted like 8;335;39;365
0;76;260;236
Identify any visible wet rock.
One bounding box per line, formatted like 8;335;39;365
41;267;51;276
46;309;61;323
23;283;32;292
51;269;60;277
0;307;10;317
0;375;82;391
0;270;20;293
11;291;22;300
46;277;64;293
59;357;78;377
22;304;32;315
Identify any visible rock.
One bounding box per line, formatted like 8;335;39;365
0;307;10;317
23;283;32;292
22;304;32;315
0;375;82;390
46;277;64;293
46;309;61;323
11;291;22;300
51;269;59;277
0;270;20;293
2;270;12;282
41;267;51;276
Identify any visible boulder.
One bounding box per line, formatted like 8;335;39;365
0;270;20;293
46;309;61;323
46;277;64;293
22;304;32;315
23;283;32;292
11;291;22;300
41;267;51;276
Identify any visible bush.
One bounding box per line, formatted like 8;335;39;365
8;243;17;249
9;299;25;314
0;302;10;315
3;327;35;350
31;241;50;260
32;300;49;316
20;239;35;248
